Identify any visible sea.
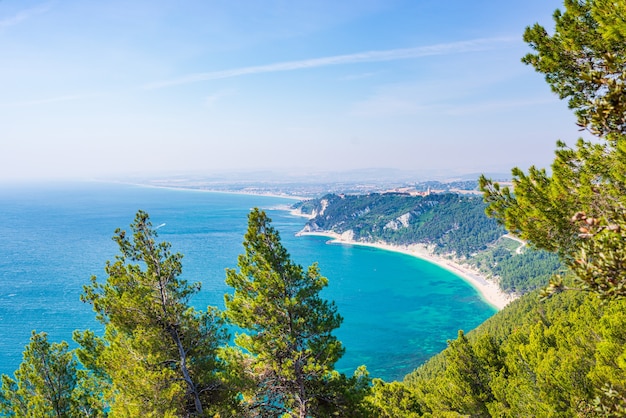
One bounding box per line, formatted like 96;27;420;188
0;181;496;382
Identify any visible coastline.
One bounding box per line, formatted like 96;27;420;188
106;186;515;309
110;180;309;201
296;230;516;310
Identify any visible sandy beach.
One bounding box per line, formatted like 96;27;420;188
296;230;516;310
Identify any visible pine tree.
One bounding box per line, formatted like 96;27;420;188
478;0;626;413
224;208;353;417
0;331;105;417
79;210;235;417
480;0;626;300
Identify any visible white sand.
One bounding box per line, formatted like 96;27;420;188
296;231;516;310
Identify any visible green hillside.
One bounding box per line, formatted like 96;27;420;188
397;286;626;416
296;193;505;257
295;193;562;294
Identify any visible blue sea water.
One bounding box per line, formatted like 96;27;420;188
0;182;495;382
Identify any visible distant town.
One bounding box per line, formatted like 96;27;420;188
126;170;513;199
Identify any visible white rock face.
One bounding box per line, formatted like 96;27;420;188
384;220;399;230
311;199;329;218
398;212;411;228
320;199;329;215
340;230;354;241
384;212;411;230
301;223;318;233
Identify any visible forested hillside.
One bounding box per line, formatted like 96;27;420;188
296;193;505;257
295;193;562;294
400;285;626;416
470;237;564;294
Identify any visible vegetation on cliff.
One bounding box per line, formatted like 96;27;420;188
296;193;562;294
296;193;505;258
402;288;626;416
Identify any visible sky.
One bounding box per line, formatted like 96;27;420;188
0;0;587;182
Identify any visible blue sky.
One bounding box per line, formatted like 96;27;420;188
0;0;584;181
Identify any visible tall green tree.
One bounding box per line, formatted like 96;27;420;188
0;331;105;417
477;0;626;413
522;0;626;137
224;208;357;417
79;210;235;417
480;0;626;300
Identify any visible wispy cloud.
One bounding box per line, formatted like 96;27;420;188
144;37;516;90
0;2;53;29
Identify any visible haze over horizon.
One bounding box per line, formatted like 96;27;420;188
1;1;586;182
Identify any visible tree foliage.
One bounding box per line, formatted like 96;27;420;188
300;192;564;295
2;209;377;417
363;379;422;418
224;208;364;417
376;1;626;416
79;210;235;417
480;0;626;301
470;240;564;293
522;0;626;137
403;289;626;416
469;0;626;413
0;331;105;417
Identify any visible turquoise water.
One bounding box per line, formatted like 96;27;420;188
0;182;495;381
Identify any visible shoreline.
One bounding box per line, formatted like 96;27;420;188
93;184;515;309
296;230;516;310
103;180;310;201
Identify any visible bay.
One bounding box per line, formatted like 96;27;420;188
0;182;495;382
